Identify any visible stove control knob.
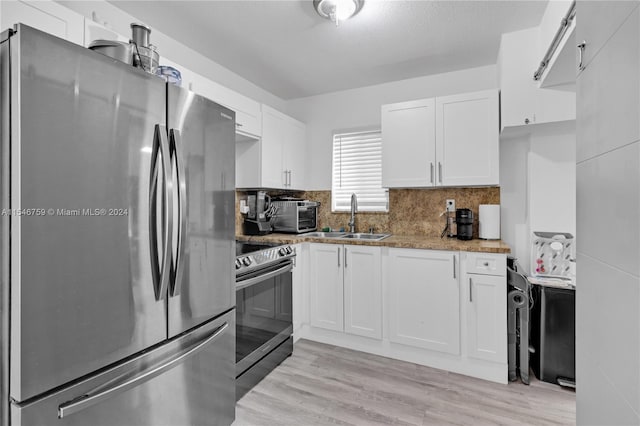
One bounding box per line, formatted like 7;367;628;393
278;247;287;256
242;257;252;266
235;259;242;269
285;246;293;254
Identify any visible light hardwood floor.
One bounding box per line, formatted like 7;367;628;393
235;339;575;426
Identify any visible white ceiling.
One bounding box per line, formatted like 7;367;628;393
109;0;547;100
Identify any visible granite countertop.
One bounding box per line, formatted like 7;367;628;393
236;233;511;254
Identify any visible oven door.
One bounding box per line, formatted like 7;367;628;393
235;260;293;376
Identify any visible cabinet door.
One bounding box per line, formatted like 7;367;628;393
466;274;507;363
309;244;344;332
261;105;286;189
344;245;382;339
436;90;499;187
381;99;436;188
576;7;640;163
284;117;307;190
1;0;84;45
387;249;460;355
497;28;538;128
575;1;638;76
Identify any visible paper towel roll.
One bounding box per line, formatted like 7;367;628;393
479;204;500;240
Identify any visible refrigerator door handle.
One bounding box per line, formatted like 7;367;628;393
149;125;174;301
57;322;229;419
169;129;187;297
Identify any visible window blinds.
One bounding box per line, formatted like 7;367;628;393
332;130;389;212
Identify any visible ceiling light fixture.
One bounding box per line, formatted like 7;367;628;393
313;0;364;26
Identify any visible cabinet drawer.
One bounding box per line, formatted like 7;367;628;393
466;253;506;276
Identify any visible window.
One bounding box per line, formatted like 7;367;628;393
332;129;389;212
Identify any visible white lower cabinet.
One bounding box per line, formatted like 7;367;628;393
309;244;382;339
302;246;508;383
463;252;507;364
309;244;344;332
387;248;460;355
344;245;382;339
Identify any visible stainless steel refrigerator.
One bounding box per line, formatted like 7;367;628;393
0;24;236;425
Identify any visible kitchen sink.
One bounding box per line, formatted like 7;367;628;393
303;231;347;238
340;233;391;241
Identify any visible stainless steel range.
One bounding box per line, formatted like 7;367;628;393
235;241;295;400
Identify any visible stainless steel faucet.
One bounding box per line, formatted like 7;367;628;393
348;193;358;233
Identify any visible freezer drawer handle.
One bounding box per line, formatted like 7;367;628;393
169;129;187;297
57;322;229;419
149;124;174;301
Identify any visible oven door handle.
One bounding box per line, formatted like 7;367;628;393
236;263;293;291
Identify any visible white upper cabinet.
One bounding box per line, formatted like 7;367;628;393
497;28;537;128
381;90;499;188
576;6;640;163
259;105;287;189
191;74;262;141
498;27;575;130
283;117;307;190
1;0;84;45
236;105;306;190
575;1;639;77
381;99;436;188
435;90;499;186
387;248;460;355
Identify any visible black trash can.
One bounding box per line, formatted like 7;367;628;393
530;283;575;387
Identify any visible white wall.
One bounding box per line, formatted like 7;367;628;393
499;135;530;271
500;121;576;274
56;0;287;111
286;65;498;190
528;121;576;237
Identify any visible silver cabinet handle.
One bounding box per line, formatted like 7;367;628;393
430;162;434;184
438;162;443;183
453;255;456;279
337;247;341;267
149;124;173;301
235;122;243;127
58;322;229;419
283;170;288;187
169;129;187;297
469;277;473;302
344;247;348;268
287;170;292;187
578;41;586;71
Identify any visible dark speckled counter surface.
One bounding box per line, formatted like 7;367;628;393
236;233;511;254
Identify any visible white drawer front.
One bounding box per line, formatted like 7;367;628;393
466;253;506;276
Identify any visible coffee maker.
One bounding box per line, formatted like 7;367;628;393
242;190;276;235
456;208;474;240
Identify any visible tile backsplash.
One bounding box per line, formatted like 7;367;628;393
236;187;500;238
